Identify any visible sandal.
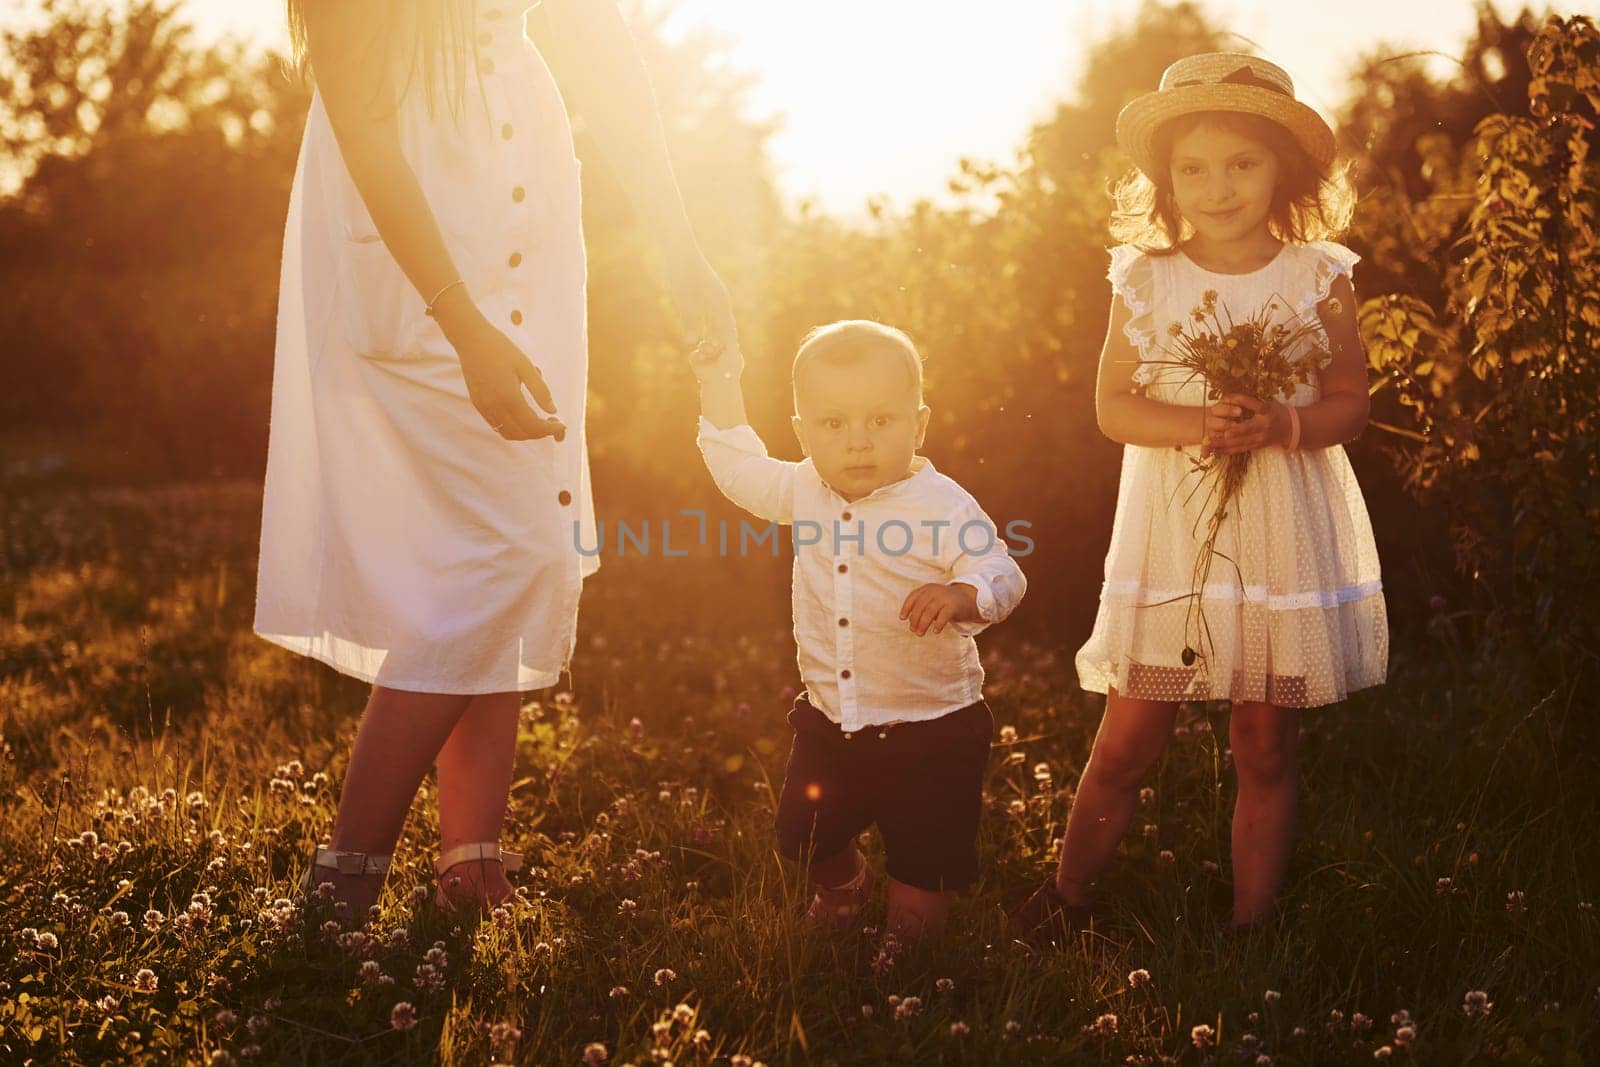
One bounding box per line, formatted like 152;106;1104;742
804;852;875;931
434;842;524;911
299;845;392;921
1007;877;1094;941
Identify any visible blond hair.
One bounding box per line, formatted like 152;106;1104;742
1110;110;1356;254
285;0;484;120
791;320;925;411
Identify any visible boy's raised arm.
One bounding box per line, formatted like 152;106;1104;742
691;345;797;524
693;343;750;430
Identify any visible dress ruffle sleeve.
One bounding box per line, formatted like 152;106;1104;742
1298;241;1362;370
1108;244;1161;388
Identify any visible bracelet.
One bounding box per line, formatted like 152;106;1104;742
1285;403;1302;451
424;278;466;318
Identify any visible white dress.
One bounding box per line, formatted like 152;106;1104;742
1075;241;1388;708
254;4;599;694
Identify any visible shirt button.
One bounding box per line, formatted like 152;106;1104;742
842;511;852;521
837;563;847;574
512;186;526;203
840;669;851;679
843;732;853;741
508;252;523;268
877;730;889;740
510;310;524;325
558;490;572;506
838;618;848;628
502;123;514;140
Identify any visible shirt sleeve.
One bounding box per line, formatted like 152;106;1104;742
941;494;1027;637
695;416;798;525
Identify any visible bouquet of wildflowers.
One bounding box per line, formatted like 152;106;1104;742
1144;288;1326;670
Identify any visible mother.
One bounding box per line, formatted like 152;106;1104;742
255;0;735;917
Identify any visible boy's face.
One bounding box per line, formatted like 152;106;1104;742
791;353;931;502
1168;122;1280;247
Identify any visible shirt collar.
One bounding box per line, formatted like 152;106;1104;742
820;454;936;505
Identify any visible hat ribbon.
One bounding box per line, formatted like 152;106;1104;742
1172;65;1291;97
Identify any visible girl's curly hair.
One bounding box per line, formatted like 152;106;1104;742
1111;110;1356;255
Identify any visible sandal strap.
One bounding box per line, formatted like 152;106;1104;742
436;842;524;875
312;846;392;877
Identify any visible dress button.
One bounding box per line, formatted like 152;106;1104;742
502;123;514;140
510;310;523;325
558;490;572;506
840;669;851;679
512;186;525;203
838;618;848;628
837;563;847;574
508;252;522;268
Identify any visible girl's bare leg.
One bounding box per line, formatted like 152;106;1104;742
324;687;473;916
435;691;522;904
1228;700;1300;926
1052;689;1180;906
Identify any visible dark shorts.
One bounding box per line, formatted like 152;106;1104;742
773;692;994;892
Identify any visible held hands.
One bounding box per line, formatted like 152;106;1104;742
687;336;744;385
1201;394;1290;458
435;292;565;442
899;582;981;637
666;248;743;381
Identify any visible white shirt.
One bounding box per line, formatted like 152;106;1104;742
697;417;1027;731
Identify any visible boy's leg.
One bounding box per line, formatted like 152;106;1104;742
807;845;865;889
1052;688;1180;906
876;701;993;939
886;879;952;939
773;696;874;923
435;691;522;905
1228;700;1300;926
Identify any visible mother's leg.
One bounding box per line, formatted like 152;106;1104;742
325;687;473;916
1053;690;1180;906
435;691;523;905
1228;700;1301;926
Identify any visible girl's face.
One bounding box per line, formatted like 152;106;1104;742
1168;123;1281;246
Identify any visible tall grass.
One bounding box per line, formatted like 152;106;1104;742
1;484;1595;1064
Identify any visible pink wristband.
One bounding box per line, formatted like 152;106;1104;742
1285;403;1302;451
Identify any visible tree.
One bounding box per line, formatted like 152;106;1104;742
1358;14;1599;648
0;0;307;475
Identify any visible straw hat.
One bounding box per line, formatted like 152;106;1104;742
1115;53;1334;179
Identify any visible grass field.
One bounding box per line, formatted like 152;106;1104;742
1;482;1595;1065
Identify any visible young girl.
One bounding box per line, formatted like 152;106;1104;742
258;1;735;919
1013;53;1388;935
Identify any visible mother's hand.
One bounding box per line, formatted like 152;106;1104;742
1207;393;1288;456
664;249;742;376
437;295;565;442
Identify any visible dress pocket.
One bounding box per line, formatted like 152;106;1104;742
336;233;422;360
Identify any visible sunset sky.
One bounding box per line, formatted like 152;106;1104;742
183;0;1550;214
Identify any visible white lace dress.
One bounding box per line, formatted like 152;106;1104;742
254;4;599;693
1075;241;1388;708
